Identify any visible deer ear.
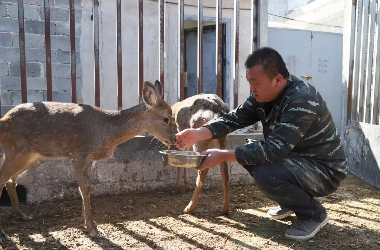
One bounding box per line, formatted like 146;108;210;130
142;81;158;107
154;80;163;99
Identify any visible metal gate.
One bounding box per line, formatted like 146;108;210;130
343;0;380;126
0;0;268;116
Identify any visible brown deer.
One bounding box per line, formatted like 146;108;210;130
172;94;230;214
0;80;177;241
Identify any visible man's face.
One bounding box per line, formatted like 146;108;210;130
246;65;282;103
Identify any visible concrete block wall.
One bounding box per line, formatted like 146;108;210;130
0;0;83;116
344;121;380;189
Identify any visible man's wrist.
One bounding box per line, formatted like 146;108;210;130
221;150;237;162
196;127;213;141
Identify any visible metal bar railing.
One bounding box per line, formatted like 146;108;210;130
251;0;258;51
352;0;364;121
94;0;100;107
233;0;240;108
8;0;267;115
216;0;222;98
159;0;165;94
358;0;369;122
346;0;359;123
138;0;144;99
346;0;380;125
364;0;376;123
18;0;27;103
178;0;184;101
372;0;380;124
117;0;122;109
44;0;52;102
70;0;77;104
197;0;203;94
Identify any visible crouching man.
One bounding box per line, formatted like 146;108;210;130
176;47;347;240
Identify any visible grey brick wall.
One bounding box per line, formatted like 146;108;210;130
0;0;83;116
0;4;7;17
0;33;12;47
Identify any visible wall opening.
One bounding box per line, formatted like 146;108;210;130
183;19;229;105
0;185;27;207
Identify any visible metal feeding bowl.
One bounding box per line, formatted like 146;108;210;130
159;150;207;168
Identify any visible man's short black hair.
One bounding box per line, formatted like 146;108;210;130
244;47;289;80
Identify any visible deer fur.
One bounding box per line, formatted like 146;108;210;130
0;80;177;241
172;94;230;214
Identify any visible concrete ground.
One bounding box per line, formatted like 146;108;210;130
0;173;378;249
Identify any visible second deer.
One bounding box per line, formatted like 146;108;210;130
0;80;177;241
172;94;230;214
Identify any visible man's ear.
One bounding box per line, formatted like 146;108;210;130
274;74;282;86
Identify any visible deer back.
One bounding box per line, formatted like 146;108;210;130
172;94;229;132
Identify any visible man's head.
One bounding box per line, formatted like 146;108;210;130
245;47;289;103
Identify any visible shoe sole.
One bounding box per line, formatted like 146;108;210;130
268;210;294;220
284;215;329;240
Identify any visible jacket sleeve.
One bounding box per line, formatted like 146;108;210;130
204;93;261;139
235;93;320;166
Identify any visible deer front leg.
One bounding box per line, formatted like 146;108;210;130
220;162;230;215
175;168;182;193
183;169;209;214
184;168;190;189
72;159;98;237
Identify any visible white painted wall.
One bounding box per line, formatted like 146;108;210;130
268;27;343;132
268;0;288;22
269;0;344;34
79;0;268;110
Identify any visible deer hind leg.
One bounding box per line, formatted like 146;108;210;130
6;176;30;220
219;137;230;215
5;152;41;221
0;152;37;242
0;186;9;243
71;157;98;237
219;162;229;215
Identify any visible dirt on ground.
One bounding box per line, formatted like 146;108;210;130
0;173;379;250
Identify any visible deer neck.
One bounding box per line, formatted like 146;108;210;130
109;103;148;143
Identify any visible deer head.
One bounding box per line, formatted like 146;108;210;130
141;80;177;146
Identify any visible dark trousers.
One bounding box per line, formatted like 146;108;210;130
244;163;326;221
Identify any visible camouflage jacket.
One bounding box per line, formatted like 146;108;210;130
205;75;347;197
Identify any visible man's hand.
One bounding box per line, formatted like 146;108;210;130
175;127;213;150
196;149;237;170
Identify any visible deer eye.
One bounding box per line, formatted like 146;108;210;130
163;117;169;124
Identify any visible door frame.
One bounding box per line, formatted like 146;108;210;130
184;15;232;107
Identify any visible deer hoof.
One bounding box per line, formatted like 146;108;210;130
183;206;194;214
221;204;229;215
174;186;181;194
182;209;190;214
21;214;32;221
91;230;105;239
221;209;229;215
89;229;100;238
0;232;11;243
